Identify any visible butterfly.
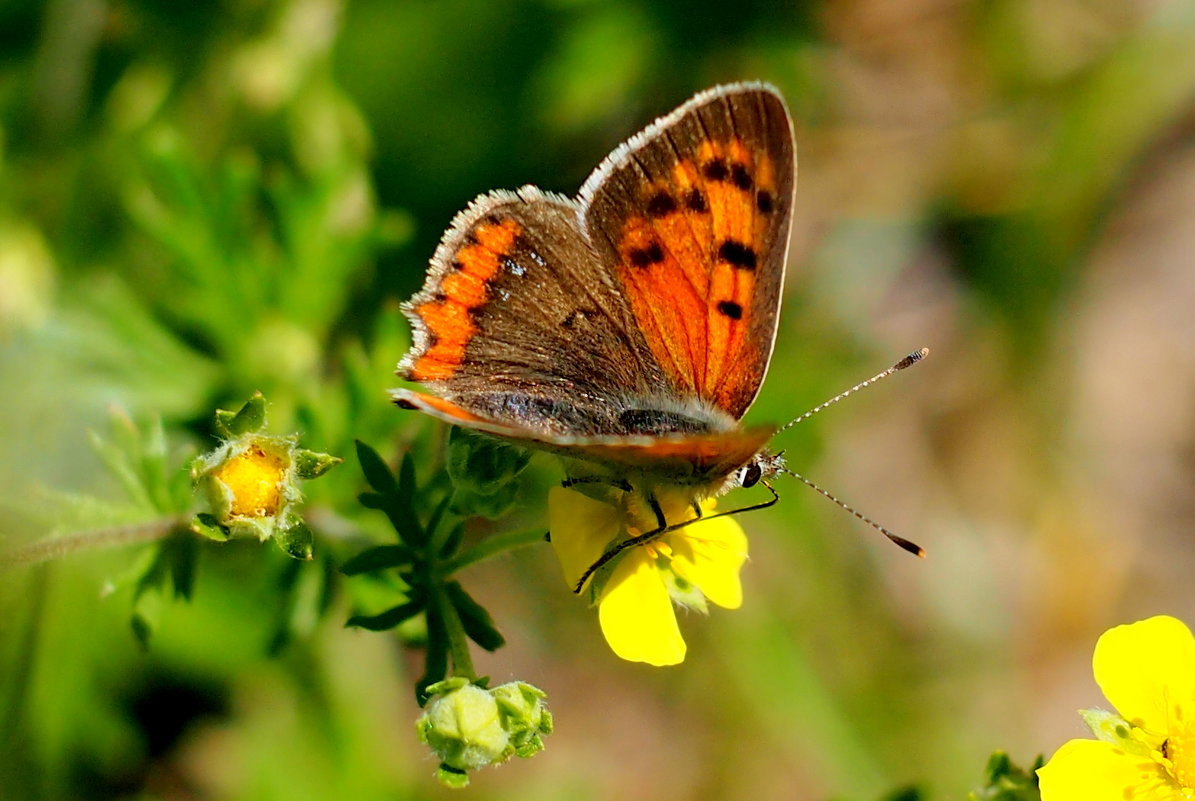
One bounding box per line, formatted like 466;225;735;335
392;83;795;586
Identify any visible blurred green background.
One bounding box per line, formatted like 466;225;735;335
4;0;1195;798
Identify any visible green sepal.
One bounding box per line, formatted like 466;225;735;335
191;512;231;541
340;544;414;575
445;581;505;652
1080;708;1152;756
294;449;342;479
452;484;518;520
663;563;707;614
224;392;267;436
434;765;469;789
346;599;425;631
274;519;314;560
447;427;531;496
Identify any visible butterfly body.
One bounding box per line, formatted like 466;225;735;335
394;82;795;502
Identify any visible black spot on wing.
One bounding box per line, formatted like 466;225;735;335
718;239;757;270
716;300;743;319
756;190;774;214
629;242;665;268
646;191;678;218
684;188;708;212
702;159;729;181
730;163;753;190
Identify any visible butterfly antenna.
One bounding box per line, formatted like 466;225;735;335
777;347;929;435
781;468;924;557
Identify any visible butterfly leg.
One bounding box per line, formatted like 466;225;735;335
572;482;780;594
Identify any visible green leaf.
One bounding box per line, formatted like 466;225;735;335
168;532;199;601
340;544;414;575
356;440;398;495
346;600;425;631
397;452;419;507
438;523;465;559
445;581;505;652
969;750;1042;801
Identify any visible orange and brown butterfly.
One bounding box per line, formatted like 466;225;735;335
392;82;795;585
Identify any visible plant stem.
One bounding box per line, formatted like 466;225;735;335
440;528;546;576
0;516;186;572
434;584;475;680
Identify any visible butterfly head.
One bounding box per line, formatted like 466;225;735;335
727;448;786;492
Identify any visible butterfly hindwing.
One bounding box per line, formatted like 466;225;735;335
400;188;672;436
393;388;775;487
580;83;795;420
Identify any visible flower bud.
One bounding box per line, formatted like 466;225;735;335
415;677;552;787
191;394;339;557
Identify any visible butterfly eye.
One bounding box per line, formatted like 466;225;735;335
740;462;763;488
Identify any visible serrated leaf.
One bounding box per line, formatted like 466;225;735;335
445;581;504;652
346;600;425;631
340;544;414;575
356;440;398;494
87;428;154;511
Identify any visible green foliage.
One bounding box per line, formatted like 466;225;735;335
345;440;525;699
969;752;1043;801
1;0;1190;797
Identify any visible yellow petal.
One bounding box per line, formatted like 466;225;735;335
598;549;686;666
548;486;621;589
1094;615;1195;735
667;511;748;609
1037;739;1181;801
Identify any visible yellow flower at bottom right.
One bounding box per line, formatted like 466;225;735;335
1038;615;1195;800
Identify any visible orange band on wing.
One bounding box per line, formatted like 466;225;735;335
409;218;521;381
616;138;777;409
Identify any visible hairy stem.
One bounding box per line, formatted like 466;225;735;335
0;516;186;572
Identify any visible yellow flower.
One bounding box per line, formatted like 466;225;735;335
1038;615;1195;800
548;485;748;667
210;442;288;518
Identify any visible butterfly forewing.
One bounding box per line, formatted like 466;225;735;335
579;84;795;419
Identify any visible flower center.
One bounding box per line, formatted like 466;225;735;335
213;445;286;517
1168;731;1195;789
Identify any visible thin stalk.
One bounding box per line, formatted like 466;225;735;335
440;528;546;576
0;516;186;572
